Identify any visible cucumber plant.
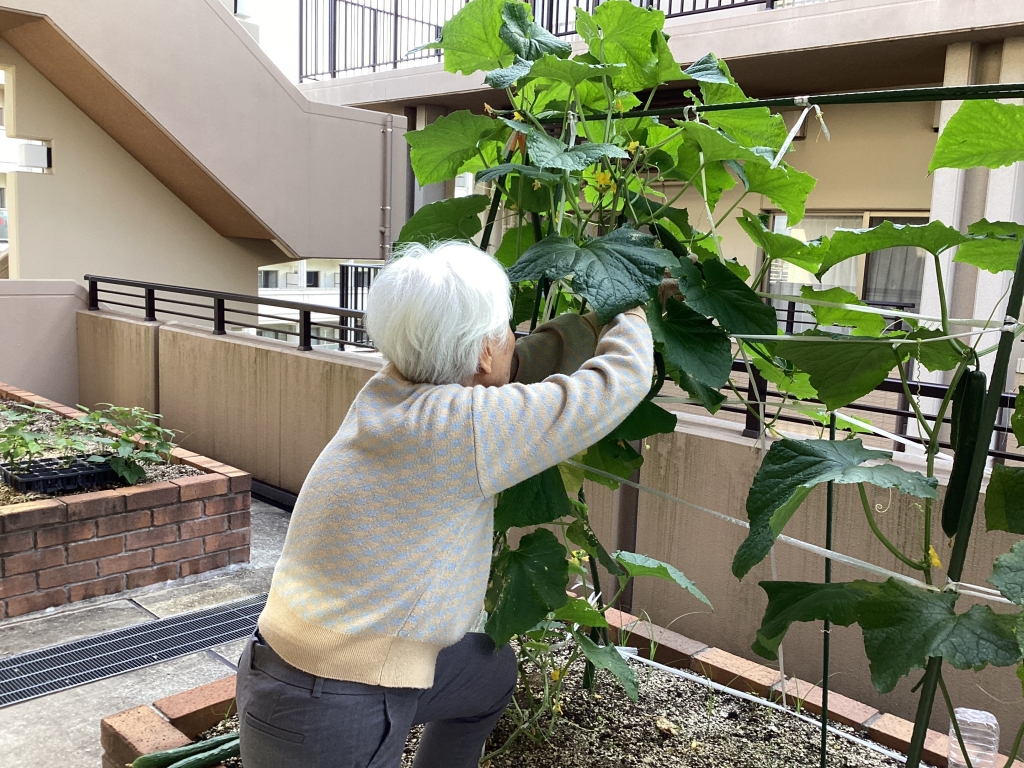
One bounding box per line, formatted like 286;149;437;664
399;0;1024;763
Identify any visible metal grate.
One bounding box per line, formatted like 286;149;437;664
0;593;267;708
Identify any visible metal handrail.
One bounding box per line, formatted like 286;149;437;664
85;274;373;352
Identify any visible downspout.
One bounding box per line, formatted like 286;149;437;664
380;114;394;262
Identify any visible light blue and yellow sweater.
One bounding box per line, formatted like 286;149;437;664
258;310;653;688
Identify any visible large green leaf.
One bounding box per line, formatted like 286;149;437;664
904;328;966;373
485;55;534;89
737;210;821;273
732;439;938;579
648;299;732;389
565;515;625;578
679;258;777;336
526;127;628;171
984;463;1024;534
800;286;886;337
553;598;608;627
615;551;711;607
396;195;489;245
856;578;1020;693
681;121;761;164
406;111;508;186
529;54;624;86
499;2;571;61
431;0;514;76
608;400;677;441
774;334;907;411
674;140;735;210
495;222;538;268
582;2;662;92
989;541;1024;605
750;353;816;401
476;163;560;183
494;465;573;532
579;435;643;489
930;99;1024;171
574;633;638;700
752;581;876;660
669;366;727;414
707;107;789;152
955;220;1024;274
682;53;731;83
696;56;748;106
742;157;816;227
816;220;965;278
1013;387;1024;448
485;528;569;646
507;228;665;322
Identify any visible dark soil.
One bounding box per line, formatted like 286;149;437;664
0;404;201;505
199;656;906;768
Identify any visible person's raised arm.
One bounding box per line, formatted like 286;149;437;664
472;307;652;496
511;312;601;384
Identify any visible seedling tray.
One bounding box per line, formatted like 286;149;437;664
0;456;119;494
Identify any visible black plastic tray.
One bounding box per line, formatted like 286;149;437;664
0;456;119;495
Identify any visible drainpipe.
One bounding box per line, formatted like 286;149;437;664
380;114;394;262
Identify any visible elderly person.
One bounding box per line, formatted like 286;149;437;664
236;241;653;768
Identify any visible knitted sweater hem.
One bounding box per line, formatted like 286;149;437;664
258;588;442;689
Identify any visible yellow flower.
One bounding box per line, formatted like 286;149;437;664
552;699;563;715
628;140;640;153
513;111;524;122
594;170;612;188
551;669;561;681
532;179;543;190
484;103;494;115
609;181;617;194
928;545;942;568
614;98;625;112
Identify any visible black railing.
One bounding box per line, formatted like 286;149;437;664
299;0;774;81
85;275;374;351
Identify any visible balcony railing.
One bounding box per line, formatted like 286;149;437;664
299;0;775;81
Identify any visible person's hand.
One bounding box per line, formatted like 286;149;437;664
658;277;681;307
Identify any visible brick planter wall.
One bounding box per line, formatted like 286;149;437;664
0;383;252;619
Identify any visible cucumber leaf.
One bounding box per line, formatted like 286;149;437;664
406;111;509;185
494;465;573;532
614;551;711;607
574;633;638;700
608;400;677;441
428;0;515;76
989;541;1024;605
984;463;1024;534
930;99;1024;171
955;220;1024;274
553;598;608;628
800;286;886;337
499;2;571;61
396;195;489;245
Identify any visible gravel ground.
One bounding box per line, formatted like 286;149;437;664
199;655;906;768
0;403;201;505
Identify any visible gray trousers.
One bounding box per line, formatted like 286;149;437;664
235;632;517;768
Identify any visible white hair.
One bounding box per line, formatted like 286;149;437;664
365;241;513;385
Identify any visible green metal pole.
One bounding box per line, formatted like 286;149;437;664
821;413;836;768
906;241;1024;768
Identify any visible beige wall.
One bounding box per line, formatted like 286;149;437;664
1;39;282;293
0;279;83;405
76;310;159;414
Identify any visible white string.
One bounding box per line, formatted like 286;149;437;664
771;107;811;169
757;292;1001;329
731;326;1010;344
567;460;1013;605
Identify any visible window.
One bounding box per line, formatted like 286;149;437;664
258;270;278;289
306;271;320;288
861;216;929;309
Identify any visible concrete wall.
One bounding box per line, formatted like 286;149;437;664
1;40;281;292
0;278;84;404
77;310;159;414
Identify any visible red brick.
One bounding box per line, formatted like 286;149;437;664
204;493;249;517
0;572;37;599
606;608;708;667
169;447;200;464
125;526;177;550
36;521;96;548
62;490;125;521
228;546;250;564
5;587;66;617
38;561;98;589
1;499;66;532
185;456;222;472
154;675;237;739
98;549;153;577
228;510;250;530
180;516;228;540
0;530;34;555
690;647;783;697
180;551;229;577
68;536;124;563
226;471;252;492
97;510;152;537
152;502;202;527
204;529;250;554
770;678;879;728
70;575;125;601
122;481;179;511
4;546;64;576
868;713;947;766
153;540;203;564
126;563;178;590
173;474;229;501
101;706;191;767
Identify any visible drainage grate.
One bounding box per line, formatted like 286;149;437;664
0;593;267;708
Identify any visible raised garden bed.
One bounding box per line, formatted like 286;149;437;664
0;382;252;618
102;613;1024;768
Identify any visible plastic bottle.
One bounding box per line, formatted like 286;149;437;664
948;708;999;768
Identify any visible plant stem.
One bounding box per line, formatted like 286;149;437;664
858;483;926;570
933;252;951;335
938;671;975;768
895;348;934;441
1005;718;1024;766
480;150;517;250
